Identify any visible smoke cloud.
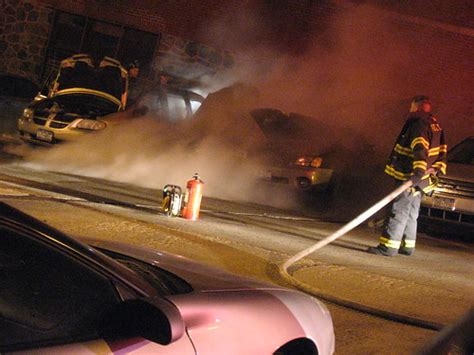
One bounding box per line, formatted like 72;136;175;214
10;2;474;216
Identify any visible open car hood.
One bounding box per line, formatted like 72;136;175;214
54;88;122;107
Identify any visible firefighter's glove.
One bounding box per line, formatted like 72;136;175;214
425;167;436;176
408;174;422;187
408;187;420;197
429;173;440;187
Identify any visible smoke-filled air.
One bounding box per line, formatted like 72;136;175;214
13;2;474;214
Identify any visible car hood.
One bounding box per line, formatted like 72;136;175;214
443;162;474;184
54;88;122;108
82;238;281;292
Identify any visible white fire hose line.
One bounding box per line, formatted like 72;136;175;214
281;180;413;271
279;180;444;331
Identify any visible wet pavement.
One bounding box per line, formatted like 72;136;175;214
0;164;472;354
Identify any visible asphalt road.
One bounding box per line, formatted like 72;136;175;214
0;160;473;354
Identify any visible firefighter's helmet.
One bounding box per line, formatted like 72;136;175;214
128;60;140;70
410;95;431;112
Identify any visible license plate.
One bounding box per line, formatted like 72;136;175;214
432;196;455;210
36;129;53;142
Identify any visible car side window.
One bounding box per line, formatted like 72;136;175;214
0;226;120;351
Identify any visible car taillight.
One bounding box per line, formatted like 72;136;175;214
294;156;323;168
310;157;323;168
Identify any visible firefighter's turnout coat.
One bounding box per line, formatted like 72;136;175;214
385;111;447;194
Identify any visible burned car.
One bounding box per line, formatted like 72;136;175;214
17;54;127;145
0;201;335;354
179;84;339;205
252;108;336;194
420;136;474;228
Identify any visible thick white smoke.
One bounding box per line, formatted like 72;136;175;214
9;2;473;215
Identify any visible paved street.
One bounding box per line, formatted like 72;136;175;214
1;162;472;354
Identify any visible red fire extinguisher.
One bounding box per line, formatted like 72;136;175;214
182;173;204;221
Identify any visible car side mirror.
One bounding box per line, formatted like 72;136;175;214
99;297;185;345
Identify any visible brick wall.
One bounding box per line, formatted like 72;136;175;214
0;1;389;82
1;0;244;85
331;1;474;146
0;0;52;82
41;0;242;44
2;0;473;141
395;15;474;145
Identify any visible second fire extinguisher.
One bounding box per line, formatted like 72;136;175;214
161;184;182;217
182;173;204;221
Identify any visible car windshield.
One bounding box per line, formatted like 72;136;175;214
98;248;193;296
35;94;119;117
448;137;474;165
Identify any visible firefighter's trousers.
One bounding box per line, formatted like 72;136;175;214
378;184;422;255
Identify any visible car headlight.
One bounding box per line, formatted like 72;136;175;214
71;119;107;130
22;108;34;120
294;156;323;168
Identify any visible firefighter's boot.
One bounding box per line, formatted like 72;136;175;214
367;245;398;257
399;239;415;256
398;247;415;256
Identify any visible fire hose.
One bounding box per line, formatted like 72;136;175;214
279;180;445;331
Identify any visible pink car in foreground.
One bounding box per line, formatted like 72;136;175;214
0;202;335;354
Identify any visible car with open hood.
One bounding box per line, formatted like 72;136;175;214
17;54;127;145
17;54;205;145
0;201;335;354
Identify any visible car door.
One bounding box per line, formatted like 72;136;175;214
0;221;196;354
0;223;123;352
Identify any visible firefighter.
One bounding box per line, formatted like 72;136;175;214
125;60;152;116
367;95;447;256
126;60;141;106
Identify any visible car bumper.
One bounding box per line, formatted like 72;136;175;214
18;118;90;144
421;192;474;226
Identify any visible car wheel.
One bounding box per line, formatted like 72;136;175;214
273;338;318;355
